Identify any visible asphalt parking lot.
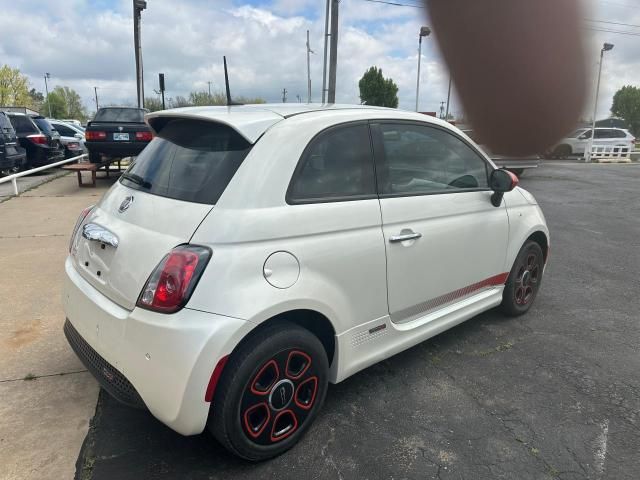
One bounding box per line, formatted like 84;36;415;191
68;163;639;480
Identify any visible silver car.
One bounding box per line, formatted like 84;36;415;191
50;120;87;158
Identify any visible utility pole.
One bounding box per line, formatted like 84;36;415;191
327;0;339;104
133;0;147;108
158;73;166;110
207;81;212;97
43;73;52;117
415;26;431;112
321;0;330;103
282;88;287;103
94;87;99;112
306;30;314;104
445;76;452;120
586;42;614;162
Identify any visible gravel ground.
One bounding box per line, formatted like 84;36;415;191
75;163;640;480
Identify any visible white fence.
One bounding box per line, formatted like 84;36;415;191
0;154;87;196
585;145;631;162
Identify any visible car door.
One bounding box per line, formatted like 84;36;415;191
371;122;509;324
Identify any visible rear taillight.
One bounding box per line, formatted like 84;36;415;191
69;205;95;253
27;134;47;145
137;245;211;313
85;131;107;141
135;131;153;141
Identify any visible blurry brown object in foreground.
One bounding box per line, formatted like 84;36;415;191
427;0;586;156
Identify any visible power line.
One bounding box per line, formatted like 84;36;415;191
585;18;640;29
361;0;424;8
585;26;640;37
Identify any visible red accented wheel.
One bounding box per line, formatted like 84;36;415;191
240;349;319;446
208;322;328;461
500;240;544;316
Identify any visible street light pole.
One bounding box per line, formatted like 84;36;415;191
586;42;614;163
321;0;330;103
133;0;147;109
306;30;314;104
44;73;51;117
94;86;99;112
445;76;452;120
415;26;431;112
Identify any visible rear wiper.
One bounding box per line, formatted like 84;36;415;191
121;172;152;189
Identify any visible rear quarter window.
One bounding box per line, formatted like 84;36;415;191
120;119;252;204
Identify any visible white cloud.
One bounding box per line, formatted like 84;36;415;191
0;0;637;123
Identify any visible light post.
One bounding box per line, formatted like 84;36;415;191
133;0;147;109
44;73;52;117
586;42;614;162
415;26;431;112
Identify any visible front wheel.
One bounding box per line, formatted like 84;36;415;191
209;322;329;461
500;241;544;316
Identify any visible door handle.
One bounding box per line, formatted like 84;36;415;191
389;231;422;243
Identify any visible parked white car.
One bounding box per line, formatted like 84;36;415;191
550;127;635;158
49;119;87;158
63;104;549;460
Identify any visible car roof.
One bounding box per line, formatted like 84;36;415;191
146;103;450;144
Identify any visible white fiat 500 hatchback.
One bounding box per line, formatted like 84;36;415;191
64;104;549;460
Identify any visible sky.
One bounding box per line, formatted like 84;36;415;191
0;0;638;121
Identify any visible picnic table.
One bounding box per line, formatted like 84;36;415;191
62;158;124;187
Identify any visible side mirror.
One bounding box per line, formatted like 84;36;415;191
578;134;589;140
489;169;519;207
74;133;84;139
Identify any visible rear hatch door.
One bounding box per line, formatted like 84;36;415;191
70;116;256;311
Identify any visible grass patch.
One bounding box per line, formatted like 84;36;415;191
23;373;37;381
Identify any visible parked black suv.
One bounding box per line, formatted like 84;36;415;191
85;107;152;163
0;111;27;174
7;113;64;169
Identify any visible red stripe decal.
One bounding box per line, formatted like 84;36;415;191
394;272;510;321
205;354;229;402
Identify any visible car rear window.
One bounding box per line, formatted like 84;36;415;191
32;118;55;135
94;108;145;123
120;119;252;204
8;115;38;133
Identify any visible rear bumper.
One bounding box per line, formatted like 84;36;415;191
85;141;148;157
62;257;253;435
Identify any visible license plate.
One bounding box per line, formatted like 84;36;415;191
113;133;129;141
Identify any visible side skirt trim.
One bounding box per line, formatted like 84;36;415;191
391;273;509;324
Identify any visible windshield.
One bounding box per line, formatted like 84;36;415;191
568;129;588;138
94;108;145;123
120;119;252;204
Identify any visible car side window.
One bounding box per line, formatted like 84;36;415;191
287;124;376;203
55;124;74;136
376;123;489;196
594;129;609;139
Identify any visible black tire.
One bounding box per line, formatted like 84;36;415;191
500;241;544;316
209;322;329;461
553;145;571;159
89;151;101;164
